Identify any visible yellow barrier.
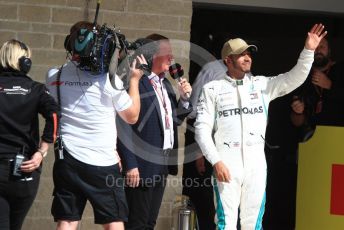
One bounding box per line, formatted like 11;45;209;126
296;126;344;230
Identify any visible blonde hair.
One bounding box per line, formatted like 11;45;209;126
0;39;31;71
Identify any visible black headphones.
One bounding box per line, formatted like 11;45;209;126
15;40;32;74
64;28;95;56
64;34;72;53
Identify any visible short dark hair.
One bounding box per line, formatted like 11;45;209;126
145;33;169;41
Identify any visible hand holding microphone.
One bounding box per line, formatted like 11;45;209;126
169;63;192;100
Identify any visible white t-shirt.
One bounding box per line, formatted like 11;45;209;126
46;61;132;166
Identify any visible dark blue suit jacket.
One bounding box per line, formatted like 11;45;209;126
117;75;192;182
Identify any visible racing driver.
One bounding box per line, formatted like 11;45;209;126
194;24;327;230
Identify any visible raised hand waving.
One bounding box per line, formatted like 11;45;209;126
305;23;327;51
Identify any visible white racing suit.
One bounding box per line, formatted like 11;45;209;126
194;48;314;230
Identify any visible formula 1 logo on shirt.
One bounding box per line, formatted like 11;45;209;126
49;81;92;86
50;81;64;86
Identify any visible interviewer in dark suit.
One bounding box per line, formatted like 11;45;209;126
117;34;192;230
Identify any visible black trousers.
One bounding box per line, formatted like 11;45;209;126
0;159;40;230
125;176;166;230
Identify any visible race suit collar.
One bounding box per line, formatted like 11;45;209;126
224;73;252;86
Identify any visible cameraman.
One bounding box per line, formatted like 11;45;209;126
0;39;58;230
46;21;145;230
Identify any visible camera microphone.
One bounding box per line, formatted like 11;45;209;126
93;1;101;29
169;63;190;99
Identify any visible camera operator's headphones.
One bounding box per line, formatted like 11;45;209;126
64;28;95;56
15;40;32;74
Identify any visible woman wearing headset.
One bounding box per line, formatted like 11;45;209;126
0;39;58;230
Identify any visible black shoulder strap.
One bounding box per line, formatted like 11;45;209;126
55;65;63;142
56;65;63;110
54;65;65;159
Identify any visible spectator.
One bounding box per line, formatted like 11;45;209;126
291;37;344;127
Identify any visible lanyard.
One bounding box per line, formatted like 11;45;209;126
150;78;171;130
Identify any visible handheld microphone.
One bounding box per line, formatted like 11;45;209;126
169;63;190;99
